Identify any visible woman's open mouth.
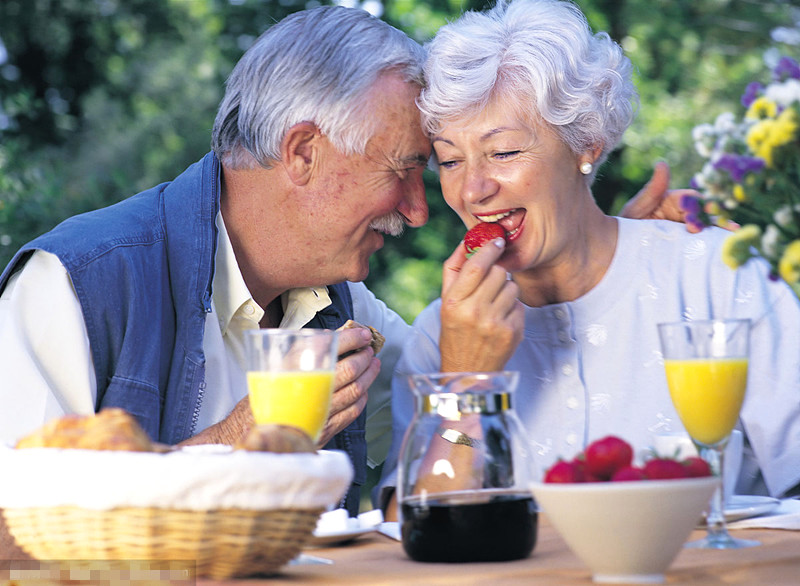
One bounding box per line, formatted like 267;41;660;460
475;208;525;241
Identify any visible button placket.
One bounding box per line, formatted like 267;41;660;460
551;304;584;452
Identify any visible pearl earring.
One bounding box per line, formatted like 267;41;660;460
580;161;593;175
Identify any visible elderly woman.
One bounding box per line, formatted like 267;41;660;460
378;0;800;515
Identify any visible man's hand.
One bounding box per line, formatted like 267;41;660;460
619;162;704;233
180;327;377;449
439;236;524;373
179;394;254;447
317;326;378;445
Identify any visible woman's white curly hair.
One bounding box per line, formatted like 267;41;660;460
419;0;638;168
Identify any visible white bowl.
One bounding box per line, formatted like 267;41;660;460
531;477;719;584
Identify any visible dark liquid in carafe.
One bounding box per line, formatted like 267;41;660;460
401;490;538;563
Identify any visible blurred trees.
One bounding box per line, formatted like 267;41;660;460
0;0;797;322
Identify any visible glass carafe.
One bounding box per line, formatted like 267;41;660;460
397;371;537;563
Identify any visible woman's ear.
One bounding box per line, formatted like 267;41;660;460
589;143;604;164
281;121;321;186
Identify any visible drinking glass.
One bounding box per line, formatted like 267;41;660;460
657;318;759;549
244;329;339;441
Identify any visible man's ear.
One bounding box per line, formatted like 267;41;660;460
281;121;321;186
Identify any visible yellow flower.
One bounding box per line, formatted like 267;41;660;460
721;224;761;269
778;240;800;286
745;97;778;120
732;184;748;202
746;108;798;167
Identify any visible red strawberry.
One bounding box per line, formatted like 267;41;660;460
611;465;648;482
584;436;634;480
572;457;603;482
464;222;508;257
544;459;585;483
643;458;689;480
682;456;712;478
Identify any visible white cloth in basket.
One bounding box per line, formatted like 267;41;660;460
0;445;352;511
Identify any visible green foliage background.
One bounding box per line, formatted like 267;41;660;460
0;0;796;323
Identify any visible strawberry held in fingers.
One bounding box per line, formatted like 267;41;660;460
464;222;508;258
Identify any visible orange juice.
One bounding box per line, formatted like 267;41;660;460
663;358;748;445
247;370;335;440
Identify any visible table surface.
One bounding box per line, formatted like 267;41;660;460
200;518;800;585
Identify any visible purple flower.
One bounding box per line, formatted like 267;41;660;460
712;153;766;183
685;212;707;232
679;194;701;214
741;81;764;108
773;56;800;81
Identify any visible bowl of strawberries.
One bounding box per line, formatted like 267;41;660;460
530;436;718;584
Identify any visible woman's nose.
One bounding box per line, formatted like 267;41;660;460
461;161;498;205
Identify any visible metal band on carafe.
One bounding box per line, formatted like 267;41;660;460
421;392;511;418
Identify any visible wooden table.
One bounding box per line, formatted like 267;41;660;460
200;519;800;585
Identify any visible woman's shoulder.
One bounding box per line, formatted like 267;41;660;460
411;297;443;328
618;217;730;246
616;218;732;267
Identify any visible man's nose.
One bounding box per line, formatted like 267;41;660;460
398;176;429;228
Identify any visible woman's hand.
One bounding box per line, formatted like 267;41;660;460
439;237;524;373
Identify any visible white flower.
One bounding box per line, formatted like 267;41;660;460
694;140;712;158
714;111;737;133
692;123;716;157
762;224;783;258
774;205;795;227
692;123;714;142
692;172;707;189
771;28;800;46
764;79;800;107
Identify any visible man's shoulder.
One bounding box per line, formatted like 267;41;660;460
28;186;169;271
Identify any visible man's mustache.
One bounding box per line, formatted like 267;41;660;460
369;212;406;237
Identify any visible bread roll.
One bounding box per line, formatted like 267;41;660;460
338;319;385;354
234;424;317;453
15;408;154;452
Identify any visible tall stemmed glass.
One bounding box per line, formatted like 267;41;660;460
657;318;759;550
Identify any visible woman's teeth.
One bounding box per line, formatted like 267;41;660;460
476;210;514;223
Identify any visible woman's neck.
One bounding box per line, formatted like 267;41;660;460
514;213;618;308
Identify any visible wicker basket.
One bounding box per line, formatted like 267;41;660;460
0;446;353;579
3;505;323;579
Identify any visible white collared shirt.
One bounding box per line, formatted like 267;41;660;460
0;213;409;466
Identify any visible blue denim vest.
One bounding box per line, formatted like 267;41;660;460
0;152;366;514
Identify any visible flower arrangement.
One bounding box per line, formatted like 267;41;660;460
689;55;800;296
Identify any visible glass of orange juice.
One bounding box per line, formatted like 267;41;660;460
244;329;339;442
658;318;758;550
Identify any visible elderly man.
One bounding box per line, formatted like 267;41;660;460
0;7;685;559
0;7;428;521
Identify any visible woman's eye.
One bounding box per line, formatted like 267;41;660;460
438;159;458;169
495;150;521;159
